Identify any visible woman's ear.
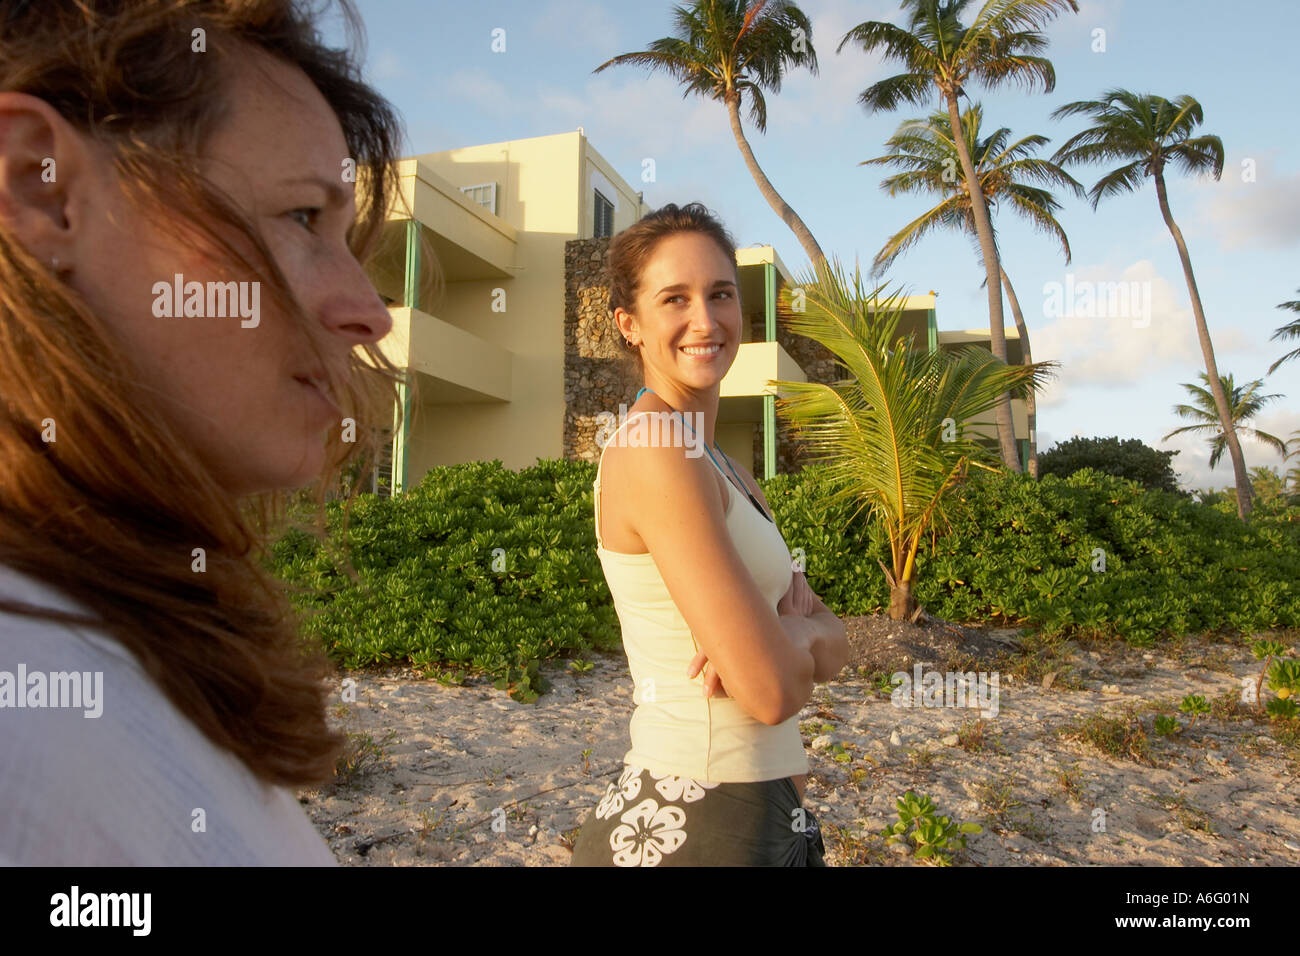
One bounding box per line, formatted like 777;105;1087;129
613;306;638;346
0;93;92;268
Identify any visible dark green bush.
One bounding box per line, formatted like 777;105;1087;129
1038;435;1182;494
766;464;1300;645
268;459;619;684
268;458;1299;689
760;468;891;616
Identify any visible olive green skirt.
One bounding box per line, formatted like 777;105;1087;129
569;764;827;867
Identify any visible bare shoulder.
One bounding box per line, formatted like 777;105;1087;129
607;412;723;504
599;408;728;547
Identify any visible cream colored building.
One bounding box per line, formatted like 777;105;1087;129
365;130;649;491
364;130;1029;493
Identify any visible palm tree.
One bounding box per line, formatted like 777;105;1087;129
1051;90;1254;517
1283;429;1300;502
770;259;1055;620
838;0;1080;473
1268;289;1300;374
1247;466;1286;507
593;0;826;265
861;103;1084;477
1162;372;1287;470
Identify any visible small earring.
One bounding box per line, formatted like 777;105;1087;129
50;256;59;270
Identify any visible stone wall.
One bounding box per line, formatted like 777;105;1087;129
563;238;642;463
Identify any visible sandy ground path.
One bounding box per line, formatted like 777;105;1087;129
297;628;1299;866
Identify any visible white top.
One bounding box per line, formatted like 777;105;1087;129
0;563;337;866
593;412;808;782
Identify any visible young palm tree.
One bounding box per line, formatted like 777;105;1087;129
1162;372;1287;470
861;103;1084;477
770;259;1055;620
839;0;1080;473
1050;90;1254;517
1268;289;1300;374
593;0;825;265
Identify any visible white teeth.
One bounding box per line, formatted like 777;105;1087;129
682;345;720;355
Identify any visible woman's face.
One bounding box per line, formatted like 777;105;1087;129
618;231;742;398
67;50;392;496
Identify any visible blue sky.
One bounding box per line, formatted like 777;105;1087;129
330;0;1299;491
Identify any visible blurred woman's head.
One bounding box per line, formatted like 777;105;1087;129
608;202;742;402
0;0;410;785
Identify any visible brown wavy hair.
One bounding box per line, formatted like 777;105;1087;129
0;0;419;786
607;201;738;368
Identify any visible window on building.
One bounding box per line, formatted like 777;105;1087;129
460;182;498;216
594;188;614;238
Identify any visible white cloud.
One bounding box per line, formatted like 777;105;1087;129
1194;151;1300;251
1158;428;1220;491
1244;407;1300;463
1029;259;1246;408
770;0;898;131
548;72;730;174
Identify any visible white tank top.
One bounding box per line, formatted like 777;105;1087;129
593;412;808;782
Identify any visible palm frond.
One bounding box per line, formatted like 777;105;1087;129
1267;291;1300;374
837;18;934;63
593;48;713;86
857;70;937;113
769;257;1053;570
1051;88;1224;213
1084;159;1148;208
861;101;1076;269
1242;428;1290;459
1168;135;1224;180
871;194;970;275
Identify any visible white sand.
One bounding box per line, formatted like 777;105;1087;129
297;629;1300;866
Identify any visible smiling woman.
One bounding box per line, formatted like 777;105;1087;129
0;0;409;864
569;204;849;867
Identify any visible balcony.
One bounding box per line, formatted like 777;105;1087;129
721;340;806;398
379;306;512;404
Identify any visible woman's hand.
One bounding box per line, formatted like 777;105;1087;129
777;571;818;618
778;572;849;683
686;650;729;698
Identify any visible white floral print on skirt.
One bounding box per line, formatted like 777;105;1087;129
570;764;826;867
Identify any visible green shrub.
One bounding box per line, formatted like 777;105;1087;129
267;459;619;688
881;790;982;865
268;457;1299;695
761;467;890;616
765;464;1300;645
1037;435;1182;494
